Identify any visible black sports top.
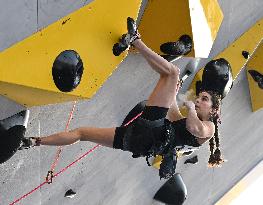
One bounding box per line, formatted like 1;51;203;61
168;118;201;147
120;116;201;179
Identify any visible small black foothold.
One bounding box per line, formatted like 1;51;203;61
184;155;198;164
62;18;71;25
65;189;76;198
248;70;263;89
242;51;250;59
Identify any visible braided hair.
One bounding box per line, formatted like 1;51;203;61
205;91;224;167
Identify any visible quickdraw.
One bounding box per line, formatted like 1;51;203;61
46;170;54;184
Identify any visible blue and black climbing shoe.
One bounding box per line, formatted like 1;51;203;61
112;17;140;56
127;17;140;44
113;34;130;56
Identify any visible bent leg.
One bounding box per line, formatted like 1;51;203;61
39;127;116;148
133;39;179;77
133;39;180;108
146;75;179;108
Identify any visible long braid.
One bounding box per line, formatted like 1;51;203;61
206;91;225;167
208;137;215;166
213;118;224;166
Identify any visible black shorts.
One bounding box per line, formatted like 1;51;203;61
113;106;169;150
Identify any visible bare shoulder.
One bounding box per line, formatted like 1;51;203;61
202;120;215;128
200;120;215;138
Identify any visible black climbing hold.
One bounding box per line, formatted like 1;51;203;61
62;18;70;25
160;35;193;56
0;125;26;164
242;50;250;59
154;173;187;205
248;70;263;89
0;110;29;164
184;155;198;164
64;189;76;198
52;50;84;92
198;58;233;99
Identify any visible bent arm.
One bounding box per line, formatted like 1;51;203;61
166;97;184;121
186;108;214;138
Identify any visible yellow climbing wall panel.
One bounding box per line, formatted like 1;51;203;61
246;41;263;112
0;0;142;107
188;18;263;101
139;0;193;56
200;0;223;41
139;0;223;58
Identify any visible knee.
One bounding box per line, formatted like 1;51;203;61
169;64;180;78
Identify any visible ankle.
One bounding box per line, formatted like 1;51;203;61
31;137;41;146
131;38;142;47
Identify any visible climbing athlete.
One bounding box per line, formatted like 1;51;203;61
21;17;228;179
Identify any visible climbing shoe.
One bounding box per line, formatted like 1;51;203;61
112;17;140;56
18;137;41;150
127;17;140;44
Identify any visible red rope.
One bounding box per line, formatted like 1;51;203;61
123;112;143;127
47;101;77;182
9;107;142;204
9;144;100;205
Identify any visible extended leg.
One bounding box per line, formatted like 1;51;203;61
37;127;116;148
20;127;116;148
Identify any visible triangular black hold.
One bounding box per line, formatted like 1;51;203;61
65;189;76;198
154;173;187;205
184;155;198;164
248;69;263;89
